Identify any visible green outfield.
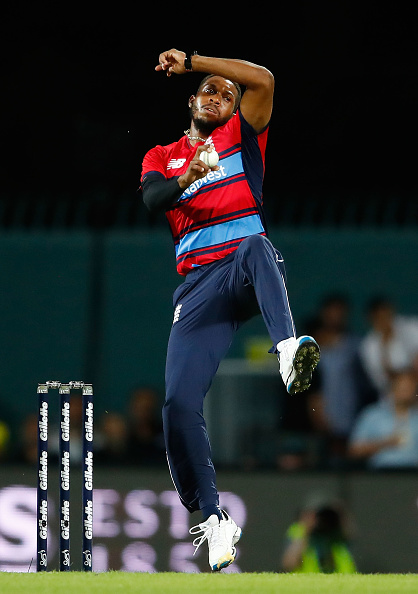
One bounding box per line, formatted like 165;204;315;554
1;572;418;594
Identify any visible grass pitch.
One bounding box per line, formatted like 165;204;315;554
1;572;418;594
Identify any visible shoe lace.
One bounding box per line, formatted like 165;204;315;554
189;520;222;556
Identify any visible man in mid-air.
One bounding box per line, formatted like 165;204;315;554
141;49;320;571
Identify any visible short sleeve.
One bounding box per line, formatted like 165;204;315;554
141;145;167;182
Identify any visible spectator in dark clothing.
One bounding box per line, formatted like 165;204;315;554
126;386;165;466
95;412;129;465
293;295;376;467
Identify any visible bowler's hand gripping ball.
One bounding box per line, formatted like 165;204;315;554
200;148;219;168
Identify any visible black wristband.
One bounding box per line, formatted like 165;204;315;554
184;51;197;72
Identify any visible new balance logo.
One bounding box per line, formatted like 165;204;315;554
167;158;187;170
173;304;182;324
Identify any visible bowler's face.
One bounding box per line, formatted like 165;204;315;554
190;76;238;129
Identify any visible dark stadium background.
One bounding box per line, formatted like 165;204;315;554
2;3;417;220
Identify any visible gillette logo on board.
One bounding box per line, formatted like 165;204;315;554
39;451;48;490
84;500;93;539
84;402;93;441
39;402;48;441
61;401;70;441
61;451;70;490
84;451;93;490
61;501;70;539
38;500;48;539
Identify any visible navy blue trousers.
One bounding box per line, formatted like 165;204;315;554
163;234;295;513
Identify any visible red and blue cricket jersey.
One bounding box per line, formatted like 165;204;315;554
141;110;269;276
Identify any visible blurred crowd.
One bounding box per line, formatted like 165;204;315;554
0;386;167;467
276;295;418;471
0;295;417;472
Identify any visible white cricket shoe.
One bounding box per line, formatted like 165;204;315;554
189;510;242;572
278;335;320;394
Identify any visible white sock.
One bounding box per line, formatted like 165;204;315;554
276;336;296;353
